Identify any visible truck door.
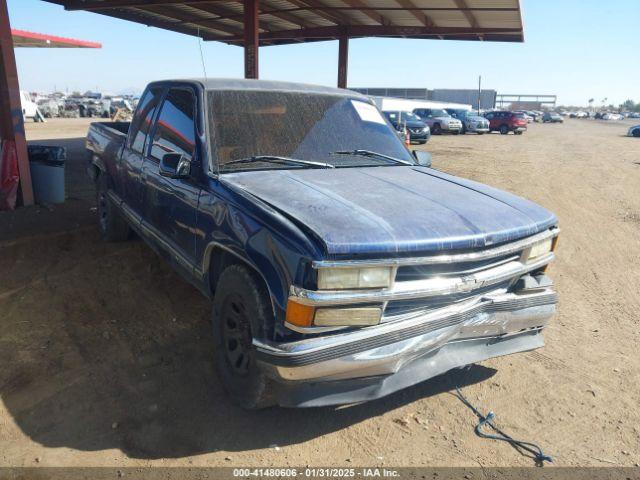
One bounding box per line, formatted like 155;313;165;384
121;86;163;217
142;86;201;270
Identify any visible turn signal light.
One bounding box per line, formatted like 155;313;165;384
286;300;315;328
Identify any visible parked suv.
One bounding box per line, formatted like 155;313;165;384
445;109;490;134
484;111;528;135
382;111;430;144
413;108;462;135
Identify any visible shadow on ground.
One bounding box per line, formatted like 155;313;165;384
0;229;496;460
0;137;94;242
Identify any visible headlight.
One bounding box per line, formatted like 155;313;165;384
526;238;553;261
317;267;393;290
314;307;382;327
285;301;382;328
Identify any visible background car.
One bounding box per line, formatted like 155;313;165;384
382;111;431;144
20;91;42;122
413;108;462;135
543;112;564;123
445;108;490;134
514;110;534;123
628;125;640;137
484;111;528;134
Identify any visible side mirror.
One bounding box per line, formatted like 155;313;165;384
160;152;191;179
412;150;432;168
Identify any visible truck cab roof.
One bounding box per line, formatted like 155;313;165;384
148;78;365;98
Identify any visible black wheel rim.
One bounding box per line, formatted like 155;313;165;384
221;293;252;376
97;190;108;233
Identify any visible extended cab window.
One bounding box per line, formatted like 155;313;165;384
129;87;162;154
150;88;196;162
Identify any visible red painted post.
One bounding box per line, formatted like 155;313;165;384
0;0;33;206
244;0;259;79
337;34;348;89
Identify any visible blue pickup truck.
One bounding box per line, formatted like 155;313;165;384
86;79;560;409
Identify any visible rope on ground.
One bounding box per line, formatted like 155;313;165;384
454;386;553;466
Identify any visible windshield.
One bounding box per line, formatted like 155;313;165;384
384;111;422;123
208;90;415;172
429;109;450;117
447;109;466;118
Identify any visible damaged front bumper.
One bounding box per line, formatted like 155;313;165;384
255;287;556;407
255;227;560;407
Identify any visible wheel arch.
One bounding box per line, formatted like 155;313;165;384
204;243;279;329
87;150;107;182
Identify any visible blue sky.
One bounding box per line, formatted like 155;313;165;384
9;0;639;106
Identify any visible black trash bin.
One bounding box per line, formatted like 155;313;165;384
27;145;66;204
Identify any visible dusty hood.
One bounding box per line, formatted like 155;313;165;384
222;166;557;256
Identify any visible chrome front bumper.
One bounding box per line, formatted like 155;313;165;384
255;288;556;387
256;228;559;406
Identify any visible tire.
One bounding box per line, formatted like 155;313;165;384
515;131;524;135
451;131;460;135
96;174;131;242
499;125;509;135
212;265;276;410
432;123;442;135
477;132;484;135
632;129;640;138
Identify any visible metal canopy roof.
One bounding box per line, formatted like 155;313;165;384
42;0;524;46
11;28;102;47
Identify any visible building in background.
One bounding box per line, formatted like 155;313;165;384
351;88;498;110
495;94;557;110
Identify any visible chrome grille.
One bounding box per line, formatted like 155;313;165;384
395;253;520;282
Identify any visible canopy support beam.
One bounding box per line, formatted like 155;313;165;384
244;0;259;79
0;0;33;206
337;34;348;89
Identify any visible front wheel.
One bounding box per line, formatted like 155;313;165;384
212;265;276;410
499;125;509;135
432;123;442;135
632;129;640;138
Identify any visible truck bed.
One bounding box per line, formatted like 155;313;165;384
86;121;130;158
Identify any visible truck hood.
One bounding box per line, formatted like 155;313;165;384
222;166;557;256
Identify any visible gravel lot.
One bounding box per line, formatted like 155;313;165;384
1;117;639;468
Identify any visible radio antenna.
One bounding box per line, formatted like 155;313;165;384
197;27;208;80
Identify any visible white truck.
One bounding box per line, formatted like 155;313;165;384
20;91;44;122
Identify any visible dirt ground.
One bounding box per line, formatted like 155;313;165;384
0;117;639;468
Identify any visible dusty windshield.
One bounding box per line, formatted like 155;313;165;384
208;90;415;172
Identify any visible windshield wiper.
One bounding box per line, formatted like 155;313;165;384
330;150;413;166
222;155;334;169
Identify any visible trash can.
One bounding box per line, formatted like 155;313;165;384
28;145;66;204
